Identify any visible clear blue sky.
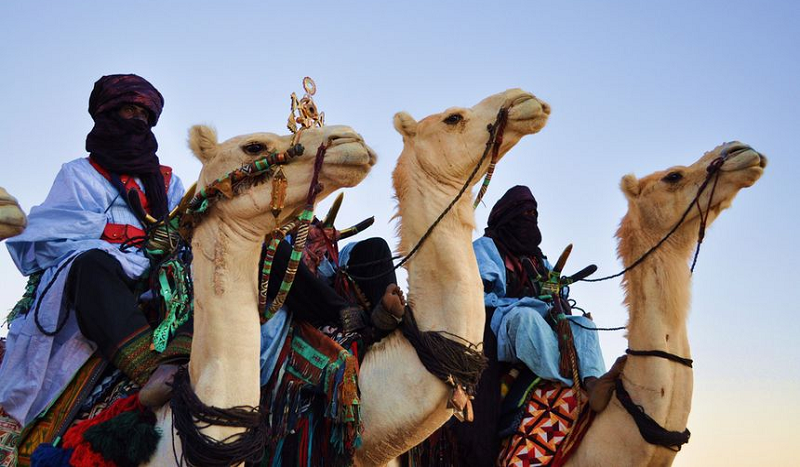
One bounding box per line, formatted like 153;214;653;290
1;1;797;464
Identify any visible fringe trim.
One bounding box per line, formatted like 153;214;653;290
264;323;362;465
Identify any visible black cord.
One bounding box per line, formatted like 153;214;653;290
33;255;78;336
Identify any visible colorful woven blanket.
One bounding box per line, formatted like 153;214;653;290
0;409;21;467
497;381;594;467
263;320;362;466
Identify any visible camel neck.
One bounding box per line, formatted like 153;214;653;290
618;236;694;436
189;216;264;423
398;173;485;343
621;234;693;353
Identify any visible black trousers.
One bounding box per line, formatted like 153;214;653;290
65;249;151;360
267;237;397;325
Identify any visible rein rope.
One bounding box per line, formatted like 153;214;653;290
581;151;729;283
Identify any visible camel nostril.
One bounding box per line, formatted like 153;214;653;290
540;101;551;115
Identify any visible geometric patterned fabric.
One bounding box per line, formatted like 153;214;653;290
15;355;106;466
497;381;586;467
0;409;21;467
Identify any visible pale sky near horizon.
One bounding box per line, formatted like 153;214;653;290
1;1;798;465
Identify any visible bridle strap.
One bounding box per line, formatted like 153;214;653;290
473;108;508;208
259;143;328;322
615;378;691;451
626;348;693;368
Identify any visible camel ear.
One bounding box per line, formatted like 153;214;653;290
620;174;641;199
393;112;418;138
188;125;218;163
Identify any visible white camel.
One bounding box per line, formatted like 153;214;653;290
355;88;551;466
145;123;376;465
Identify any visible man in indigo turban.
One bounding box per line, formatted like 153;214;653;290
1;75;188;429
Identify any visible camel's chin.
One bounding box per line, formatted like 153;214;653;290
0;204;26;232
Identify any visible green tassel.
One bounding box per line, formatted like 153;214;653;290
6;271;43;324
83;411;161;467
152;259;192;353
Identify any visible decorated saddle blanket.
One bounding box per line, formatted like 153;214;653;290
0;355;140;467
497;374;594;467
261;320;361;467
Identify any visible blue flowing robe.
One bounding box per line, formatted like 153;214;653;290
473;237;606;386
0;158;184;425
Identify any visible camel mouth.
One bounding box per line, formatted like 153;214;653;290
720;144;768;172
507;94;550;123
325;140;376;168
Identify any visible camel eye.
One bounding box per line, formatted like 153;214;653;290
662;172;683;183
443;114;463;125
243;142;266;155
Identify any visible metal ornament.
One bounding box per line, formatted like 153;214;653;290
288;76;325;145
270;167;288;217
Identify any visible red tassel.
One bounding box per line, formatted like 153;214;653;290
63;394;143;467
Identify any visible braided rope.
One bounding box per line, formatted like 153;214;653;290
473;108;507;208
257;221;298;313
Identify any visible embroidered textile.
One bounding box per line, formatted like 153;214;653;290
497;381;590;467
262;320;362;466
15;355;106;466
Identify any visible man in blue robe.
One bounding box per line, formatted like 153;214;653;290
449;186;625;466
0;75;187;428
475;186;625;408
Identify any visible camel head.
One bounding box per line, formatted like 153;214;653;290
618;141;767;254
0;187;26;240
189;124;376;232
392;88;550;191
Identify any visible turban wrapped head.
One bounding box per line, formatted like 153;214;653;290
484;185;543;260
85;74;168;219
